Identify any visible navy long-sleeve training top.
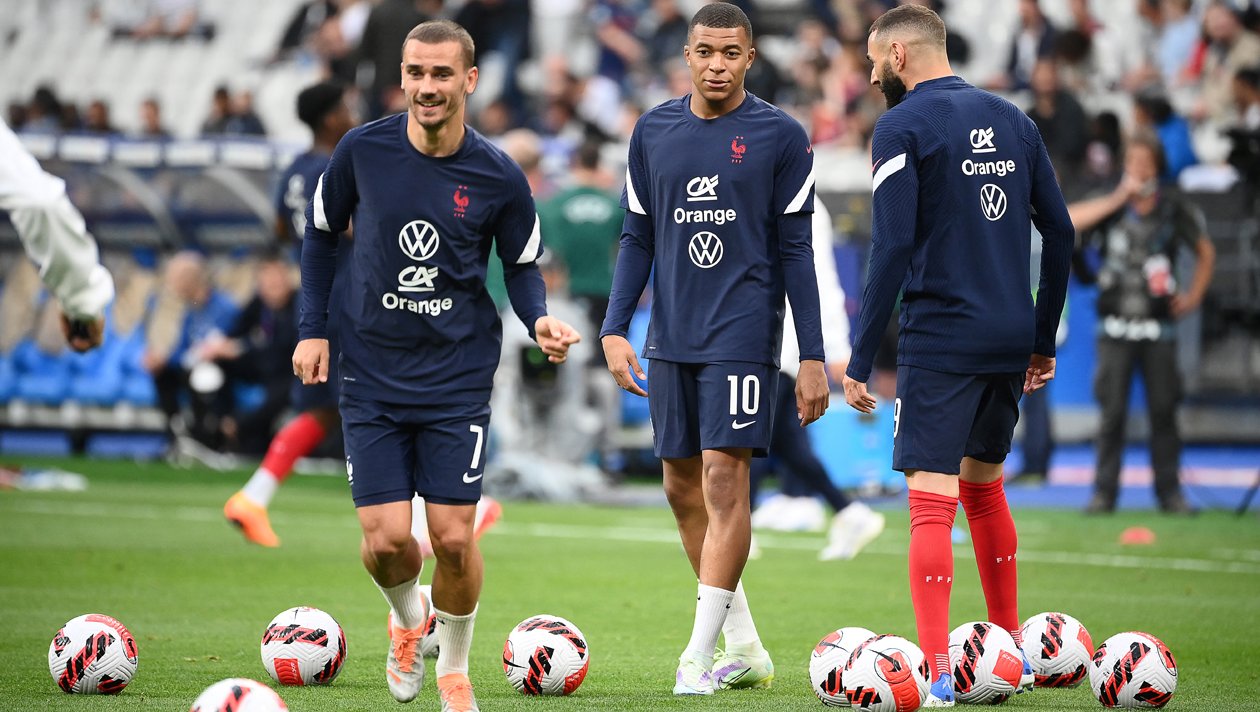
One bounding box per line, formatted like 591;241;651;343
846;75;1074;382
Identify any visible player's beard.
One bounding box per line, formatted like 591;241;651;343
878;61;908;109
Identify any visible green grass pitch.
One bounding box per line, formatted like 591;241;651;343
1;458;1258;711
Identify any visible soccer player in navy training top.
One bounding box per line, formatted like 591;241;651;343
291;21;580;711
841;7;1073;707
600;3;829;696
226;81;356;548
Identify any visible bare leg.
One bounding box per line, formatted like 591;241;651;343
424;502;482;615
699;447;752;590
663;456;706;575
358;500;422;587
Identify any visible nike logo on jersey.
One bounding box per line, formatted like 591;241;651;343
732;420;755;429
462;472;483;483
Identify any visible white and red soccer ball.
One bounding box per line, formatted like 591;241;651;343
190;678;288;712
502;615;589;696
948;621;1025;704
260;607;347;686
48;614;139;695
1021;611;1093;688
809;626;877;707
840;634;929;712
1089;631;1177;709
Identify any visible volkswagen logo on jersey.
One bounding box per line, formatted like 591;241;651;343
980;183;1007;221
970;127;996;153
688;231;724;268
686;175;719;202
399;220;441;261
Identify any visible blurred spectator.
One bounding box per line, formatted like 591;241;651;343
1157;0;1201;86
355;0;439;120
499;128;552;198
1026;59;1088;177
202;88;266;137
991;0;1057;91
83;100;116;135
455;0;531;110
743;37;787;105
140;97;171;139
645;0;689;77
143;251;241;448
7;102;27;131
1079;111;1124;196
1193;2;1260;123
534;0;584;69
791;19;839;106
124;0;207;40
1068;133;1215;515
275;1;337;62
24;86;62;134
202;86;233;135
1134;93;1197;183
1236;66;1260;129
538;140;620;330
197;257;299;453
590;0;643;86
476;100;514;138
226;92;267;137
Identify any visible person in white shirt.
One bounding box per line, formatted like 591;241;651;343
0;117;114;352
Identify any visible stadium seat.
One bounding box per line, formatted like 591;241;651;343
0;354;15;402
118;328;158;406
12;340;70;404
67;330;127;405
620;306;652;426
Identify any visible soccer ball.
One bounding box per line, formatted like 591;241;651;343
48;614;139;694
260;607;347;686
948;621;1024;704
502;615;589;695
419;584;439;658
809;626;877;706
1089;632;1177;709
841;634;928;712
1020;612;1093;688
190;678;287;711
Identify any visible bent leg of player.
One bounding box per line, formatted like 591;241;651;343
359;500;430;702
427;502;482;712
225;407;337;546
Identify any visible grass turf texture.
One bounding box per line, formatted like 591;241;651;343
1;458;1258;711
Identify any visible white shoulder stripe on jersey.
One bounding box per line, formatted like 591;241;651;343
516;213;542;264
871;153;907;194
784;163;816;214
312;173;330;232
625;167;646;215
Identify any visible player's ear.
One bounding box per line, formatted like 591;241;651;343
746;46;755;68
465;65;479;95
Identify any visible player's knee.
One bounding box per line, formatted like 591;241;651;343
702;469;749;518
429;526;474;565
663;474;702;510
362;529;412;561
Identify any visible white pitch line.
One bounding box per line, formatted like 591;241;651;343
7;500;1260;575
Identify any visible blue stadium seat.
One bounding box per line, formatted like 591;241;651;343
0;354;14;402
118;329;157;406
67;329;126;404
12;340;70;404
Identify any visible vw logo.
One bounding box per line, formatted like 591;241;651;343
980;184;1007;221
399;220;441;261
688;231;723;268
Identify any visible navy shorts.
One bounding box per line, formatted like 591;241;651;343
341;393;490;507
647;360;778;459
892;366;1023;474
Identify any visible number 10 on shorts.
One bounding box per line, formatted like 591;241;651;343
728;375;761;415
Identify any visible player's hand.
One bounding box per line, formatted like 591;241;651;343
601;334;647;397
1024;354;1056;394
843;373;877;414
535;316;581;363
796;360;829;427
293;338;331;385
1169;292;1201;317
60;312;104;353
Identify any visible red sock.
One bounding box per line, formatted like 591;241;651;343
959;478;1021;645
260;413;328;482
908;489;958;681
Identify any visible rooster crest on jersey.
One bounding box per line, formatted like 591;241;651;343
731;136;745;163
453;185;469;217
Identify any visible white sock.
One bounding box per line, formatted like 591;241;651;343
720;580;761;651
435;605;477;677
684;584;734;662
376;575;428;629
240;467;280;508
